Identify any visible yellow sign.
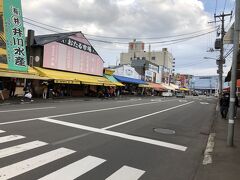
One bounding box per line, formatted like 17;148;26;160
104;69;115;75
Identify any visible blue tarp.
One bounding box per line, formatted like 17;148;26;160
114;75;146;84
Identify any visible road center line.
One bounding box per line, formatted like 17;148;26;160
45;99;178;119
103;101;194;130
0;99;177;126
0;107;56;113
38;117;187;151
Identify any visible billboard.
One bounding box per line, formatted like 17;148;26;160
3;0;27;71
43;34;103;76
113;65;141;79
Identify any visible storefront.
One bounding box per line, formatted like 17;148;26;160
0;63;49;99
26;31;114;98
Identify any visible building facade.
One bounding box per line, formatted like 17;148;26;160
120;40;173;83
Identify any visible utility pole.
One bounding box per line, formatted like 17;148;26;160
227;0;240;146
214;12;232;98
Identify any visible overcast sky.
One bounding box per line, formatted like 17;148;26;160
22;0;235;76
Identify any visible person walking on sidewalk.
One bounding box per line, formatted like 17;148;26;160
42;82;48;99
0;80;4;102
21;82;33;102
220;93;230;119
9;79;16;97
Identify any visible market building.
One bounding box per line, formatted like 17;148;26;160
0;30;124;99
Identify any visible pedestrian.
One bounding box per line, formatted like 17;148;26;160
48;82;54;99
21;82;33;102
9;79;16;97
42;82;48;99
220;93;230;119
0;79;4;102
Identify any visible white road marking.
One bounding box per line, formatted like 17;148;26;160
0;99;177;126
46;100;177;119
178;100;187;103
39;118;187;151
0;141;48;158
0;107;56;113
103;101;194;130
0;148;75;180
0;130;5;133
0;118;37;126
39;155;106;180
106;165;145;180
203;133;215;165
0;135;25;144
200;102;209;105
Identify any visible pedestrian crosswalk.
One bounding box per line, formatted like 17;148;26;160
0;130;145;180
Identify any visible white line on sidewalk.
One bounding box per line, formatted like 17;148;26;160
0;107;56;113
0;148;75;179
39;156;106;180
203;133;215;165
103;101;194;130
39;117;187;151
0;135;25;144
0;130;5;133
106;166;145;180
0;141;48;158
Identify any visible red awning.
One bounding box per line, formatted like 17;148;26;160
148;82;166;91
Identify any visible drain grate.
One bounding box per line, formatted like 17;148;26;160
153;128;175;135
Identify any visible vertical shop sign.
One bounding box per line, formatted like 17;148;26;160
3;0;27;71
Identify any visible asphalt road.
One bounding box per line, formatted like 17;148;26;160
0;96;217;180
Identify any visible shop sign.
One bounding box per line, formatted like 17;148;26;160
148;64;159;73
155;73;162;83
104;69;114;75
3;0;28;72
145;70;153;82
58;38;98;55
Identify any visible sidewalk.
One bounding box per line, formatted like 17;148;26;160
0;95;154;106
195;109;240;180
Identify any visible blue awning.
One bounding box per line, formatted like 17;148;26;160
114;75;146;84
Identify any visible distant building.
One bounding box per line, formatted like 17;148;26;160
191;75;225;94
120;40;174;83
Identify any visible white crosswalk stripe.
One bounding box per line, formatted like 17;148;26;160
0;135;25;144
39;155;106;180
105;165;145;180
0;141;48;158
0;130;146;179
0;148;75;180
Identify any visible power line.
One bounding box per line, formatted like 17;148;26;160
215;0;218;14
23;16;217;41
24;19;216;45
223;0;228;12
176;59;213;68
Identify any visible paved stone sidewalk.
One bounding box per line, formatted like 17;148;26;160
195;109;240;180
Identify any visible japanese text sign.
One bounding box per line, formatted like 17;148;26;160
3;0;27;71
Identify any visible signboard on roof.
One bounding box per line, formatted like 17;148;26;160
43;33;103;76
3;0;28;72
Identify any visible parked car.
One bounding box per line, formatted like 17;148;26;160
162;92;173;97
176;92;185;98
192;92;199;96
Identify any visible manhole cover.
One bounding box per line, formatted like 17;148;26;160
153;128;175;135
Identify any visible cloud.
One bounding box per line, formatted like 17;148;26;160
22;0;223;75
